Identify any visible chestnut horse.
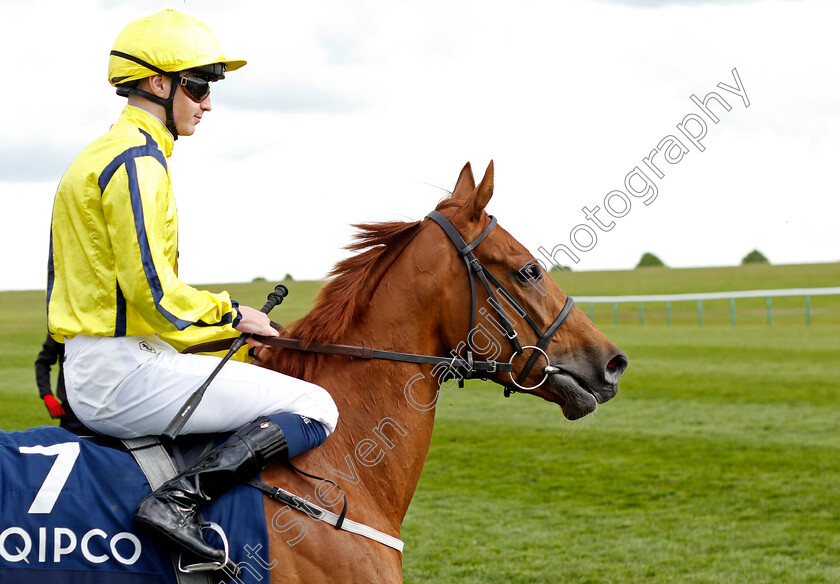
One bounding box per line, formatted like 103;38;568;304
257;161;628;582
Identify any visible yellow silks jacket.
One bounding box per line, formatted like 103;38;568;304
48;105;243;355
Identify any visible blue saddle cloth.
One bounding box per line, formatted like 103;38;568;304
0;427;270;584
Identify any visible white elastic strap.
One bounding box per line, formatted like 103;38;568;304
274;486;404;553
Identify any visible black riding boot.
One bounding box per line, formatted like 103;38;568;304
134;417;287;563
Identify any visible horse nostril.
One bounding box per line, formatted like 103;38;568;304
605;352;628;383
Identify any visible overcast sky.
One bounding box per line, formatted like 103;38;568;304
1;0;837;291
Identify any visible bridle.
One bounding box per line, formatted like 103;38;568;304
425;211;575;395
220;211;578;557
189;210;575;394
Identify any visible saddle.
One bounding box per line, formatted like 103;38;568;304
0;427;269;584
1;427;403;584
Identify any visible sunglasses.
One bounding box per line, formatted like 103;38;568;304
178;74;213;102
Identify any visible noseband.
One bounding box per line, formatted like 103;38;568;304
426;211;575;394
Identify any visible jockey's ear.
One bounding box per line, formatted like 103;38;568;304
451;162;476;200
464;160;494;222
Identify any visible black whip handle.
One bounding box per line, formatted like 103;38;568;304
162;285;288;439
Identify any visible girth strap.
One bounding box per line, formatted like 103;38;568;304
247;479;405;552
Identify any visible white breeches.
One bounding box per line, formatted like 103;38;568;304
63;335;338;439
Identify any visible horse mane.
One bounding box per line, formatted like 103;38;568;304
268;198;463;379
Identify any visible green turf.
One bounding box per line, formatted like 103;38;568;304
403;325;840;583
1;264;838;582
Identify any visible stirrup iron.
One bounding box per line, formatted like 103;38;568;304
177;522;238;576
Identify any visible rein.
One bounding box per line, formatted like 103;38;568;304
185;212;575;392
251;334;510;380
185;329;511;382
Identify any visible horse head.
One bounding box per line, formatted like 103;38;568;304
427;161;628;420
264;159;628;419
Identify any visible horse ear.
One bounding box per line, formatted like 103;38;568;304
465;160;494;221
452;162;476;200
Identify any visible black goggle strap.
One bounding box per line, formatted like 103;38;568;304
110;50;181;140
110;50;170;81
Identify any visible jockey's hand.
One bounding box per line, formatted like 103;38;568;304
43;394;65;418
234;305;280;347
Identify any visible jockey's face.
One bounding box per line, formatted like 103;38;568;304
133;74;213;137
171;75;213;137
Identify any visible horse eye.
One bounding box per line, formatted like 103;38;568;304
517;263;544;283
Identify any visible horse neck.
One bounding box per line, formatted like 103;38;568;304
295;270;451;530
311;302;442;527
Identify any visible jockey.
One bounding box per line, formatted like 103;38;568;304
47;9;338;566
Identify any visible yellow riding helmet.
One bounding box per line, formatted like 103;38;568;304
108;9;246;86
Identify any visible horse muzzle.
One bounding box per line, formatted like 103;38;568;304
543;350;626;420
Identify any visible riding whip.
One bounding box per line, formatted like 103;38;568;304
162;284;288;440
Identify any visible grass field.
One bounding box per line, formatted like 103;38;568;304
1;263;838;582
